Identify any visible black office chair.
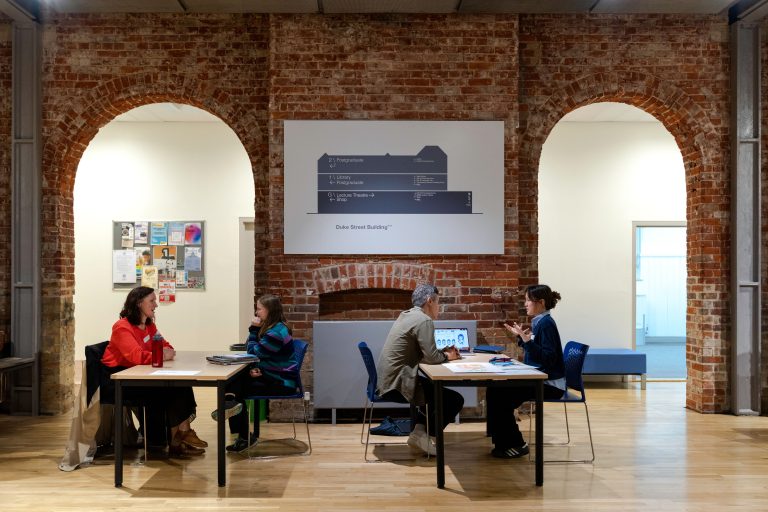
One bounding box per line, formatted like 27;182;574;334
84;341;154;464
358;341;428;462
242;339;312;458
528;340;595;464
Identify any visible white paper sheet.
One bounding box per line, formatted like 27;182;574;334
150;370;200;376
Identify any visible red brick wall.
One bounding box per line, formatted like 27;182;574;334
39;13;271;412
29;11;738;413
267;14;521;349
0;18;11;355
518;14;731;412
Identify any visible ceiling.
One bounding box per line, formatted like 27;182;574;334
37;0;739;15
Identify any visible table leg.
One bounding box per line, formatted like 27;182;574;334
114;381;123;487
434;381;445;489
217;383;226;487
535;381;543;486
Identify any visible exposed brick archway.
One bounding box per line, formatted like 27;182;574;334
39;72;268;413
312;262;439;295
519;71;728;413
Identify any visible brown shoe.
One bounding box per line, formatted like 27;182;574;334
169;442;205;457
181;429;208;448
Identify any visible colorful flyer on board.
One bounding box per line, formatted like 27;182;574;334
152;245;177;271
175;270;188;287
120;223;134;248
184;222;202;245
184;246;202;272
141;266;158;288
158;279;176;304
168;221;185;246
134;221;148;244
150;222;168;245
135;247;151;276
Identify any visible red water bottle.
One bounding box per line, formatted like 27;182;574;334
151;333;164;368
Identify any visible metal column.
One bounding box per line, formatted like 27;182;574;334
3;0;41;414
730;21;761;415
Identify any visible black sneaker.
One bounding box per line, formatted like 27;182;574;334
226;434;257;452
491;443;529;459
211;398;243;421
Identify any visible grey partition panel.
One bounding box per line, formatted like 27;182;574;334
313;320;477;411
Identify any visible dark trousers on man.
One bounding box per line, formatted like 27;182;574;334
380;376;464;436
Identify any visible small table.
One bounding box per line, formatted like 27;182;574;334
419;354;548;489
111;351;250;487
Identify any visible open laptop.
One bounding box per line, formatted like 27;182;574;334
434;327;471;352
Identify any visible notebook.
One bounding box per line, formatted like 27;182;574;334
206;353;259;365
434;328;471;352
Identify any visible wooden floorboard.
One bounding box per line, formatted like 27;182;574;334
1;382;767;511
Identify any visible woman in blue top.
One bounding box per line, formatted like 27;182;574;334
486;284;566;458
216;294;298;452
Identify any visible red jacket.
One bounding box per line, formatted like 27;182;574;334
101;317;173;368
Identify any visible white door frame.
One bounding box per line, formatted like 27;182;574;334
238;217;256;342
631;220;687;349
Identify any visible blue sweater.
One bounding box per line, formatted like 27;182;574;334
517;313;565;382
246;322;297;389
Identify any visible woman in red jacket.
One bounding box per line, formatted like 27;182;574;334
102;286;207;457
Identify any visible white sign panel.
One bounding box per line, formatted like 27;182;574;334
284;120;504;254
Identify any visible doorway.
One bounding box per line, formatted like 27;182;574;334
633;223;686;379
238;218;256;341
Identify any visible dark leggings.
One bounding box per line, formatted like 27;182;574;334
225;370;295;439
486;384;564;449
380;376;465;437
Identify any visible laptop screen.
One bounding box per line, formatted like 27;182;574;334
434;328;470;351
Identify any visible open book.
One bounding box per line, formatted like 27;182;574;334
206;353;259;365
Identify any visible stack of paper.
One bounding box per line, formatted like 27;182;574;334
206;353;259;365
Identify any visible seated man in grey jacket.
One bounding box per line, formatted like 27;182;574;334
376;283;463;455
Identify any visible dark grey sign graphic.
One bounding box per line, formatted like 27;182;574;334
316;146;473;214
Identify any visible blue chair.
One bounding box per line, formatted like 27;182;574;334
243;339;312;457
358;341;428;462
528;341;595;463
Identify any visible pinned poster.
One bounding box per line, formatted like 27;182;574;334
112;250;137;284
184;246;202;272
141;266;159;289
150;222;168;245
158;280;176;304
152;245;177;271
120;223;134;248
175;270;188;287
184;222;202;245
168;221;185;246
134;221;148;244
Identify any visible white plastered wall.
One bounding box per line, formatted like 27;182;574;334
538;110;686;349
73;115;254;358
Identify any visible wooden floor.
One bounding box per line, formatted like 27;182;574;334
1;382;767;511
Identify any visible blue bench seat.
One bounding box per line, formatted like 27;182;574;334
583;348;647;389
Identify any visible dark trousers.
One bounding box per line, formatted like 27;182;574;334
122;386;197;446
225;370;295;439
486;384;564;449
380;376;464;437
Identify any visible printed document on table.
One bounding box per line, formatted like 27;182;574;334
444;362;500;373
151;370;200;376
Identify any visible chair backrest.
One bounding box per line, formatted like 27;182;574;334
84;341;110;405
292;339;309;395
563;341;590;398
357;341;378;402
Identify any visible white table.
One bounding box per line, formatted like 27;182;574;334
111;351;250;487
419;354;548;489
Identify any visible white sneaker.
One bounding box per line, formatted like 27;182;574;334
407;424;436;456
